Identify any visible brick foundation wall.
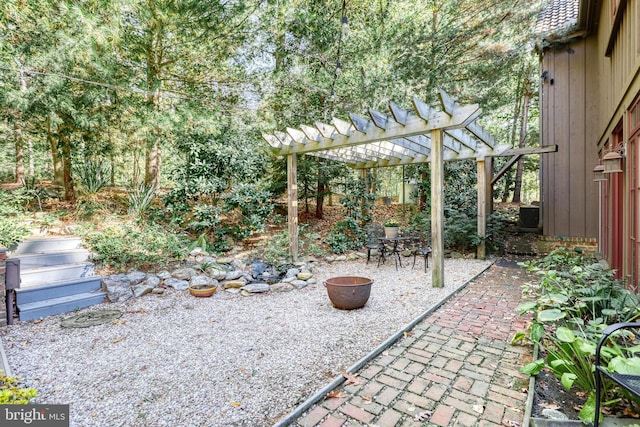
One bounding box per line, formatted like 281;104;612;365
537;235;599;255
0;249;6;327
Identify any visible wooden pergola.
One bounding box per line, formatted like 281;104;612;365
263;89;556;287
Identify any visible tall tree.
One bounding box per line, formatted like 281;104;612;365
114;0;250;188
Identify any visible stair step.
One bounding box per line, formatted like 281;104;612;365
13;236;83;254
10;249;90;268
17;292;107;322
20;262;95;286
15;277;103;305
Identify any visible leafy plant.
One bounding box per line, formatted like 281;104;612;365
327;176;376;254
383;219;399;227
0;374;37;404
79;222;188;270
514;248;640;423
74;160;111;194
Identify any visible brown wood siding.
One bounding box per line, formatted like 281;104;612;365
540;38;599;239
595;0;640;140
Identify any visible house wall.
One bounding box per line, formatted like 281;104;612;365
593;0;640;145
539;37;600;240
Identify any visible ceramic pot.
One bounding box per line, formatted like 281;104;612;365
189;284;217;297
384;226;399;238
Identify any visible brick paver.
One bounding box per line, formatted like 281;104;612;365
292;261;534;426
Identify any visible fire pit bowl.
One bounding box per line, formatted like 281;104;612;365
324;276;373;310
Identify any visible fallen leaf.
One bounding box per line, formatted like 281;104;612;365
111;336;125;343
230;401;242;407
362;395;372;404
140;365;147;371
326;390;345;399
503;420;520;427
414;411;432;421
540;402;559;410
342;370;363;385
403;331;415;338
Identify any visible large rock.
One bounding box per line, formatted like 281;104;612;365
171;267;197;280
296;271;313;281
127;270;147;286
225;270;244;281
291;280;309;290
190;275;218;286
241;283;270;293
286;268;300;278
224;279;247;289
206;266;228;281
270;283;294;292
103;274;134;303
133;283;154;298
141;274;161;288
164;278;190;291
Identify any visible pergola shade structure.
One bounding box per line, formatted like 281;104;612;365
263;89;557;287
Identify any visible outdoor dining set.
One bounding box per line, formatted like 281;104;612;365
365;223;432;272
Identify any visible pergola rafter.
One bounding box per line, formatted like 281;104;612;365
263;89;557;288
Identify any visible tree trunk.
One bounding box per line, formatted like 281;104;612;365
48;118;64;186
513;87;532;203
316;182;325;219
14;122;25;184
60;131;75;201
315;158;325;219
144;139;161;188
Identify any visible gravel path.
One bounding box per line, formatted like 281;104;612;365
1;257;492;427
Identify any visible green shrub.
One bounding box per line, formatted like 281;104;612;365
74;160;110;194
79;222;188;270
514;249;640;423
0;216;30;249
327;218;365;254
127;184;157;218
0;374;37;404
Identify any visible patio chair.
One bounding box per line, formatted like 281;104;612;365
365;223;385;265
410;236;432;273
593;322;640;427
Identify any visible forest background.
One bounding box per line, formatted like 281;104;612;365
0;0;545;267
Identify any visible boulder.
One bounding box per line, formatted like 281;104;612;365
171;267;197;280
296;271;313;281
102;274;134;303
241;283;270;293
126;270;147;286
164;278;190;291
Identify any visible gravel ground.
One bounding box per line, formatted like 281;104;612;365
1;257;492;427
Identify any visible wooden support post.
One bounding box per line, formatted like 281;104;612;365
287;154;299;261
477;157;487;260
431;129;444;288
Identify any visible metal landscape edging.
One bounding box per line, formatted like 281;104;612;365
273;260;495;427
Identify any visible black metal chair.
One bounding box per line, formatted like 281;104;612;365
409;235;431;273
365;223;385;265
594;322;640;427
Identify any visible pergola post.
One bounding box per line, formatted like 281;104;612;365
287;153;299;261
431;129;444;288
477;157;487;260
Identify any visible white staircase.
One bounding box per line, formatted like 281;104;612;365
8;236;106;321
